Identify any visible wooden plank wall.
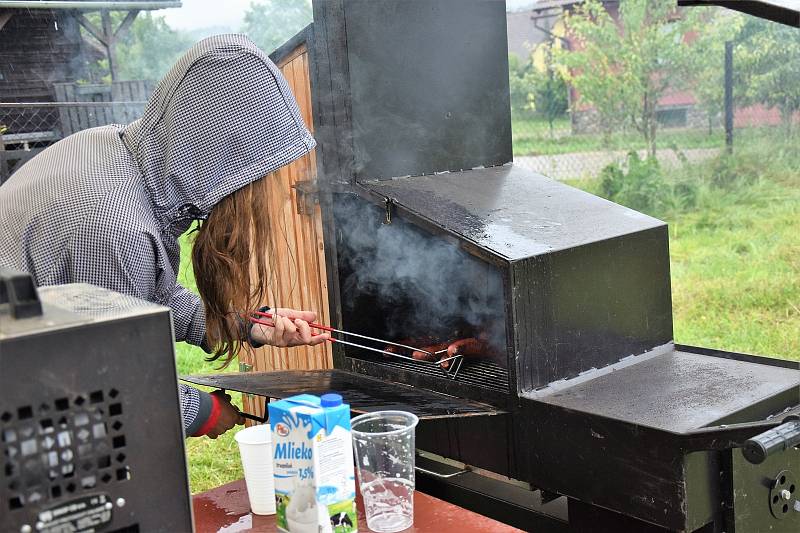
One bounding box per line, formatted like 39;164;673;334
241;43;332;419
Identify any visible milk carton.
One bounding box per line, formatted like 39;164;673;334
268;393;358;533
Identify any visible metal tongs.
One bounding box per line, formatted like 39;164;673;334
249;311;464;378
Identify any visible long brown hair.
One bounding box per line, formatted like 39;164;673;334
192;176;275;366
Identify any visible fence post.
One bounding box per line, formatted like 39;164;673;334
724;40;734;154
0;132;7;185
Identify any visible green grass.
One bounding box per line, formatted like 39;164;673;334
511;114;767;157
567;133;800;361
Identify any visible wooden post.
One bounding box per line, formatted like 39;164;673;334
100;10;117;81
76;10;140;83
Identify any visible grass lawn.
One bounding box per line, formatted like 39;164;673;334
668;182;800;358
179;135;798;493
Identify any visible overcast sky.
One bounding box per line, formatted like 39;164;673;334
162;0;537;31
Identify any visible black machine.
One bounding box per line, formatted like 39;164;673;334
0;272;193;533
186;1;800;531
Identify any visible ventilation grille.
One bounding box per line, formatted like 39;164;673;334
1;389;130;511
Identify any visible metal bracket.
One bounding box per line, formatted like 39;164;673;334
383;197;394;225
415;453;467;479
769;470;797;519
292;180;319;215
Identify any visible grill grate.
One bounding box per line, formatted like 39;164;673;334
356;356;510;392
1;388;130;512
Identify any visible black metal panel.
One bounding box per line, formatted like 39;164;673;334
417;411;514;478
532;348;800;433
732;445;800;531
343;0;512;180
515;398;694;531
311;0;355;185
513;225;673;391
181;369;505;420
567;499;677;532
0;285;192;533
678;1;800;27
363;165;666;261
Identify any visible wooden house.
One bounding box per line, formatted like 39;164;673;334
0;1;179;104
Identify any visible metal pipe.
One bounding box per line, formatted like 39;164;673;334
0;1;181;9
724;40;734;153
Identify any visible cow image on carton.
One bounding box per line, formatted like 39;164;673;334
269;394;358;533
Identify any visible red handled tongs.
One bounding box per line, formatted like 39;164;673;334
248;311;464;378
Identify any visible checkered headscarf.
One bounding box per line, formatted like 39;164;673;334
0;34;315;432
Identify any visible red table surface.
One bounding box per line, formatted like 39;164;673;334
192;479;524;533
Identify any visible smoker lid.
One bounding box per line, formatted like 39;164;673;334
529;347;800;433
361;164;665;261
182;369;505;420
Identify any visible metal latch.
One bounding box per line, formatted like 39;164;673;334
383;197;394;225
238;362;255;408
291;180;319;216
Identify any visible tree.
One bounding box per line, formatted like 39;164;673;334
735;18;800;135
115;13;194;81
558;0;705;157
508;52;531;116
528;41;569;138
509;45;569;135
241;0;312;54
81;12;193;82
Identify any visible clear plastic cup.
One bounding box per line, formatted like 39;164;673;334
234;424;276;515
351;411;419;533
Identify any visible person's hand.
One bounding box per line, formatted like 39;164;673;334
250;307;330;348
206;390;245;439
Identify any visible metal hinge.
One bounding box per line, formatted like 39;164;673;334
292;180;319;215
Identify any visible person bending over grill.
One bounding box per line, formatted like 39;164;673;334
0;35;329;439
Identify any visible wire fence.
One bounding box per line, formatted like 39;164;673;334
510;101;797;182
1;101;146;183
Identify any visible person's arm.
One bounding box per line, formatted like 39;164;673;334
167;284;210;350
180;385;244;438
67;224;239;436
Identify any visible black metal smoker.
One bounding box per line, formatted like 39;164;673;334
184;1;800;531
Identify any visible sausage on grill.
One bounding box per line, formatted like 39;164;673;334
412;343;450;362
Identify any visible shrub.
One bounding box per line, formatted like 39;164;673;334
599;152;668;214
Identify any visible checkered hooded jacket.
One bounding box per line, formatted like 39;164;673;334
0;35;316;435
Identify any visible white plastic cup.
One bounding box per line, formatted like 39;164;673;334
234;424;276;515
